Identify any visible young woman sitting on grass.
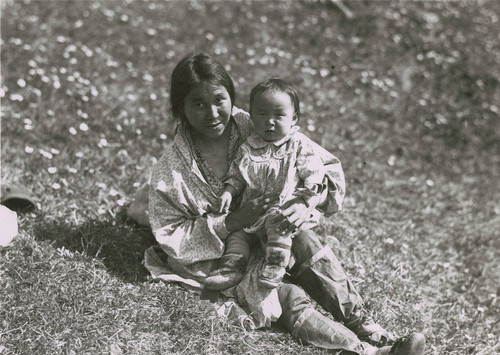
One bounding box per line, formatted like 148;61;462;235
146;52;425;355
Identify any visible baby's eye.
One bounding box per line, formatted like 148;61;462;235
195;102;205;108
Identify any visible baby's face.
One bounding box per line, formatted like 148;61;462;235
250;91;297;142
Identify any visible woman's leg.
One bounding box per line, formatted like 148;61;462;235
290;230;394;345
290;229;362;321
278;283;375;354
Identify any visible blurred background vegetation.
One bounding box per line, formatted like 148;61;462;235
1;1;499;354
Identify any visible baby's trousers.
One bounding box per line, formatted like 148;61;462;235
225;212;293;274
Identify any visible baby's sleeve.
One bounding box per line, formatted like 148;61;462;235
296;136;327;190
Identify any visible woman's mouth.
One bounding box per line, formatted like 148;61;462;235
207;122;222;128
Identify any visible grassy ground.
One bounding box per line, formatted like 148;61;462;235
1;1;499;354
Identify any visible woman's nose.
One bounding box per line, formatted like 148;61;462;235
209;105;219;118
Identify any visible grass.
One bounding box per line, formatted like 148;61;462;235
1;0;499;354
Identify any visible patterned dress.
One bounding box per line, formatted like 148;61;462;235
226;125;325;234
147;107;346;327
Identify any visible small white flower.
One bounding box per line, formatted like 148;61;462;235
25;146;34;153
39;149;53;159
52;182;61;189
10;93;24;101
160;134;167;140
319;69;329;77
69;127;77;135
99;138;108;147
17;79;26;88
48;167;57;174
79;122;89;131
109;188;119;196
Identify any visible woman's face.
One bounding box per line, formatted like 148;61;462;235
183;83;232;139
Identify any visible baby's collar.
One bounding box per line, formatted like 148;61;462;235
247;126;300;149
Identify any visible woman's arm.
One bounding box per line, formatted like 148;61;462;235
149;182;227;264
225;194;279;232
148;149;233;264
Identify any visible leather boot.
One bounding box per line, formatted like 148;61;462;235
203;253;247;290
374;333;425;355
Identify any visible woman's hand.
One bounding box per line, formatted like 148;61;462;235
271;197;315;235
225;193;279;232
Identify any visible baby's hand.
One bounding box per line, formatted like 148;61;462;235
218;191;233;213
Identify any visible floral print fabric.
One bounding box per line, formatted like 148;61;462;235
147;107;346;326
226;126;326;233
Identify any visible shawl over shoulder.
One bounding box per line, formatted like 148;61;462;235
145;107;345;288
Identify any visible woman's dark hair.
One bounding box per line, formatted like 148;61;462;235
249;78;301;121
170;52;235;122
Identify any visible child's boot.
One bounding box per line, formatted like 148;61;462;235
204;253;248;290
259;229;292;288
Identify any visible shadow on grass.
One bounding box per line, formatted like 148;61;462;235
32;214;156;283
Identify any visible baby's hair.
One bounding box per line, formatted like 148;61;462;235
170;52;235;122
249;78;301;121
